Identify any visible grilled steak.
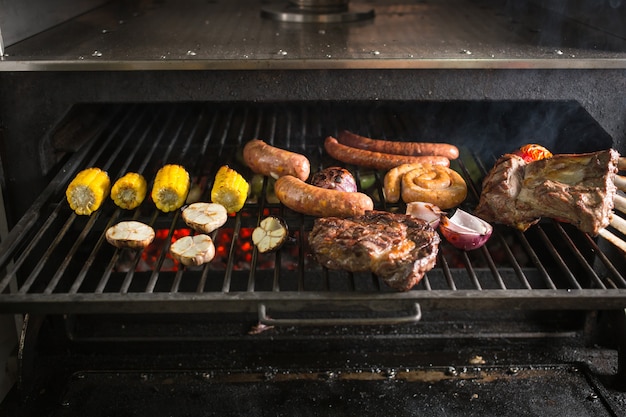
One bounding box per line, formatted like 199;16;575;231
475;149;619;235
308;211;440;291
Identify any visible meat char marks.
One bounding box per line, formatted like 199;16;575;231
475;149;619;236
308;211;440;291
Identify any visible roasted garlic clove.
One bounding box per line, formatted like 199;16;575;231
252;216;289;253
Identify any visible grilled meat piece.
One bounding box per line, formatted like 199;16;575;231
475;149;619;235
308;211;440;291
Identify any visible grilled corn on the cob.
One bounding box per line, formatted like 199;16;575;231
111;172;147;210
151;164;190;212
66;167;111;215
211;165;249;213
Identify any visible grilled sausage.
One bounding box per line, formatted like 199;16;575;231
243;139;310;181
383;163;426;203
274;175;374;218
324;136;450;170
338;130;460;160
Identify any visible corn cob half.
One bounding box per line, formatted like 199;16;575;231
151;164;190;212
211;165;249;213
111;172;147;210
66;167;111;215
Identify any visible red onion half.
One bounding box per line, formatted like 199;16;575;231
439;209;493;251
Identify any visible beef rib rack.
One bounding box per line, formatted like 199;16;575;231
474;149;620;236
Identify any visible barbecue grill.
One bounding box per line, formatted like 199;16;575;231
1;0;626;416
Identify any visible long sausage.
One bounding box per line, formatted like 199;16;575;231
243;139;311;181
324;136;450;170
338;130;459;160
274;175;374;218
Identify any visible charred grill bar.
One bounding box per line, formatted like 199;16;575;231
2;0;626;415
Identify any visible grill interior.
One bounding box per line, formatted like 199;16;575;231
0;100;625;320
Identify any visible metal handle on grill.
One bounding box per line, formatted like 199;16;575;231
257;302;422;327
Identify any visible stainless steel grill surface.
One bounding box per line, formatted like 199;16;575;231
0;101;624;323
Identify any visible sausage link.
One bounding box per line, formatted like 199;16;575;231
324;136;450;170
274;175;374;218
243;139;311;181
338;130;459;160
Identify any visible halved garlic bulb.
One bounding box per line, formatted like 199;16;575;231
406;201;444;229
252;216;289;253
439;209;493;250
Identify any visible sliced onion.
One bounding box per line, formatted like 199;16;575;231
439;209;493;250
406;201;444;229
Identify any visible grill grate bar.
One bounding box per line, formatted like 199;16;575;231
246;108;268;289
421;274;433;291
274;207;287;293
94;242;122;294
536;225;582;290
171;269;184;293
44;214;101;294
195;263;211;293
554;223;607;289
494;231;532;290
456;155;482;203
155;107;196;166
192;109;227;295
221;213;242;293
480;245;507;290
584;234;626;288
0;212;58;294
272;250;282;292
516;230;558;290
68;211;122;294
144;212;180;294
462;251;483;290
18;213;76;294
438;254;456;291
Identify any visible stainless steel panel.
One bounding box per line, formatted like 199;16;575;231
3;0;626;70
0;0;108;49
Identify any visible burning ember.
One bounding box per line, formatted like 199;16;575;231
116;225;297;273
140;228;192;271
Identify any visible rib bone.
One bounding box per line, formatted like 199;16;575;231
615;194;626;215
615;175;626;193
609;213;626;236
619;157;626;171
599;228;626;254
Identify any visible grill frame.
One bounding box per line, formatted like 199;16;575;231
0;101;625;320
1;1;626;414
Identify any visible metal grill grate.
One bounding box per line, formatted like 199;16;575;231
0;101;625;321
